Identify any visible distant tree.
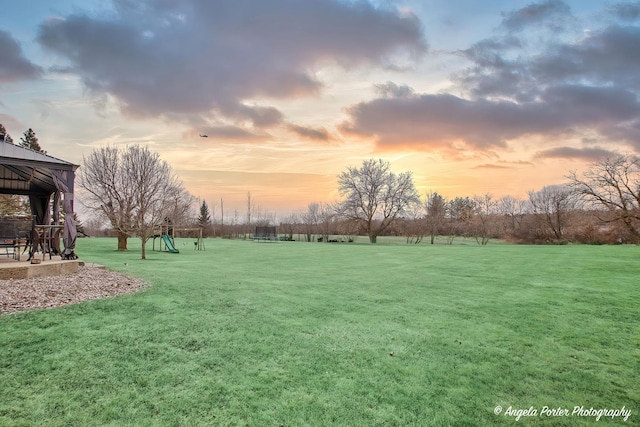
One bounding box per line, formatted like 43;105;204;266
197;200;212;236
471;193;497;245
80;145;192;258
19;128;45;153
338;158;419;243
0;123;14;144
279;212;299;241
528;185;578;241
164;189;196;227
497;195;528;239
246;191;254;225
446;196;476;243
403;197;427;244
82;216;109;237
425;192;447;244
568;154;640;242
302;202;321;242
0;194;29;216
317;202;336;242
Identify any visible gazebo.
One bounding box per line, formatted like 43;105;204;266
0;140;79;260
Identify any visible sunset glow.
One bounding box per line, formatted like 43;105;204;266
2;0;639;217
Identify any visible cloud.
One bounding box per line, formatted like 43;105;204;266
341;93;535;149
287;124;331;141
535;146;617;160
500;0;573;32
455;5;640;100
532;25;640;88
473;164;512;169
0;30;42;82
608;2;640;21
341;84;640;149
373;81;415;98
36;0;426;128
342;1;640;154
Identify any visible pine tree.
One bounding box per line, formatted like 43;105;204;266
197;200;212;237
198;200;212;228
20;128;45;153
0;194;30;216
0;123;13;144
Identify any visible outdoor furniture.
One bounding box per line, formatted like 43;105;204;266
32;224;64;261
0;239;20;259
0;217;31;261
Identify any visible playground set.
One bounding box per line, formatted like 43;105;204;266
152;220;204;253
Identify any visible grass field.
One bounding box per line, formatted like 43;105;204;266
1;238;639;426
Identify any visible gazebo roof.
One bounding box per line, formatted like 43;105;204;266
0;141;78;196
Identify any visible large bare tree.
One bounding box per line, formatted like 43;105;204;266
80;147;133;251
338;158;419;243
80;145;192;258
528;185;578;241
125;146;187;259
568;154;640;242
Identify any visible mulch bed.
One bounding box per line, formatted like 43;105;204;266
0;265;146;315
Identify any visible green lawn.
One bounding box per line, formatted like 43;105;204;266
1;238;639;426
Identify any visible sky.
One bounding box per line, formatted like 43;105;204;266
2;0;640;219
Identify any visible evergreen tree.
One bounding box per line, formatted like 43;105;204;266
0;194;30;216
197;200;212;230
0;123;13;144
20;128;45;153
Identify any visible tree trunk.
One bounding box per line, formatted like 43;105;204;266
141;238;147;260
117;231;128;251
369;234;377;243
430;233;435;245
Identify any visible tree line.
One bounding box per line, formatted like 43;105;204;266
195;156;640;246
3;121;638;254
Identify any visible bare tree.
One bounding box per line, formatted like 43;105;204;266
338;159;419;243
126;146;187;259
317;202;336;242
497;195;528;239
446;196;476;244
471;193;497;245
80;145;191;258
302;202;321;242
425;192;447;244
528;185;578;241
403;197;427;244
279;212;299;241
246;191;254;226
568;154;640;242
80;147;134;250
